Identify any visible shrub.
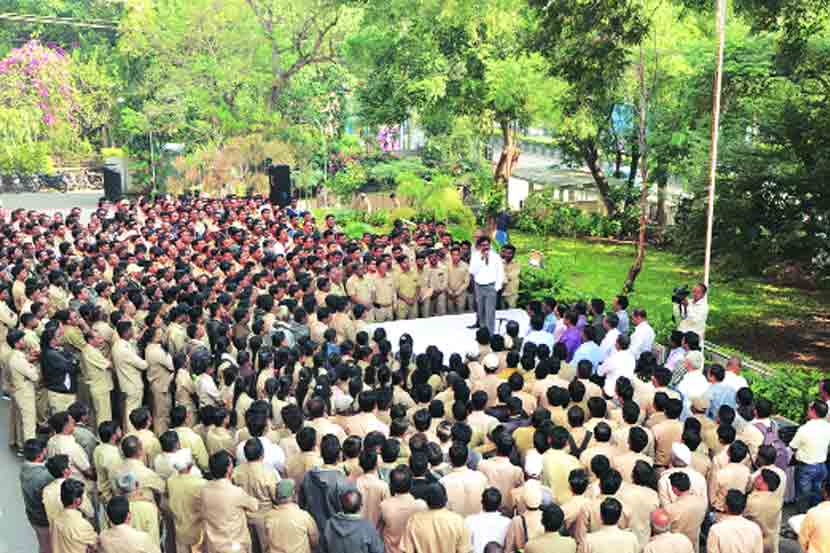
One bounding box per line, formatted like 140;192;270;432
745;368;822;423
342;221;376;240
515;189;635;239
329;161;367;201
101;147;126;158
518;262;567;306
389;206;417;222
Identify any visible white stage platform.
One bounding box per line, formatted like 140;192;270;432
368;309;530;357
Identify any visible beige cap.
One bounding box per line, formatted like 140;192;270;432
691;397;710;412
524;482;543;509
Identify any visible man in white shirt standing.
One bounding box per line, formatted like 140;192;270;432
469;235;504;334
790;400;830;513
674;283;709;340
629;308;655;360
598;313;621;363
676;351;709;401
723;357;749;391
465;487;511;553
598;334;635;398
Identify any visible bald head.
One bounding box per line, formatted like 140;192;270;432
651;508;671;534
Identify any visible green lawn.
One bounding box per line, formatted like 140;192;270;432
510;231;830;372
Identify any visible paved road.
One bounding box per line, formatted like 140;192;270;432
0;400;37;553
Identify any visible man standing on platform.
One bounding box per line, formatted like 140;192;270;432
469;236;504;334
499;245;520;309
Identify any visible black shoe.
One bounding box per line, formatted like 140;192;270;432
467;324;479;329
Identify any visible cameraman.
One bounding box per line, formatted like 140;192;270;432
673;282;709;340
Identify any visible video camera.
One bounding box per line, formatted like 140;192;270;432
671;285;691;305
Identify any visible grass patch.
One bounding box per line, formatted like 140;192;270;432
511;232;830;372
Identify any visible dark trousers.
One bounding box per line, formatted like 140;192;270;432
475;282;497;333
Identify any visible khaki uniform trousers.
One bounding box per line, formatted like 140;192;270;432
373;305;394;323
397;301;418;320
47;391;77;416
448;293;468;314
431;292;448;316
152;388;171;435
14;392;37;443
89;387;113;429
123;390;143;433
418;298;432;318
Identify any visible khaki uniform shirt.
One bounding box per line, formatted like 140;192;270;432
356;472;390;527
232;461;278;520
653;419;684;466
665;492;708;553
263;502;320;553
584;525;640;553
658;467;708;506
541;449;583;505
47;434;91;483
526;534;577;553
502;260;520;297
346;275;374;306
43;478;95;523
128;498;161;546
374;274;397;306
710;463;751;513
331;313;353;344
100;522;161;553
800;501;830;553
707;515;763;553
439;467;489;517
174;426;210;474
447;261;470;297
394;269;419;303
112;458;166;501
9;348;39;398
478;456;524;512
744;490;782;553
199;478;259;553
426;264;448;293
644;532;695;553
379;493;428;553
145;343;174;393
81;343;114;394
49;508;97;553
619;484;660;550
112;338;149;397
402;508;472;553
95;443;123;504
285;451;322;485
168;472;208;546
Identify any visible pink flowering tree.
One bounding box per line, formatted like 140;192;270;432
376;126;400;152
0;40;82;172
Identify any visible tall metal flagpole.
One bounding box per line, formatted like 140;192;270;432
704;0;727;287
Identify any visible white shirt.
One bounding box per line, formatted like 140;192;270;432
464;511;512;553
723;371;749;391
677;370;710;401
629;321;655;360
599;328;620;363
552;319;567;343
235;436;286;475
790;418;830;464
523;330;555;353
675;296;709;340
598;348;635;397
470;248;505;291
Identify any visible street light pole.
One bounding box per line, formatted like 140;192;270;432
703;0;727;288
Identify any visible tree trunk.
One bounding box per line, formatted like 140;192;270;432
627;141;639;187
656;171;668;227
623;45;651;295
582;139;617;217
494;119;519;185
614;146;623;179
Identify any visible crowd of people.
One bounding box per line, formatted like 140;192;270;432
4;195;830;553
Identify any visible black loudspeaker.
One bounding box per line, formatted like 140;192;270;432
102;167;122;202
269;164;292;207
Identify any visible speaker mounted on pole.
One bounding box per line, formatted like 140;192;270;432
269;164;292;207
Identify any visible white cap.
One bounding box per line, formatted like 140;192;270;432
483;353;500;370
524;454;543;478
